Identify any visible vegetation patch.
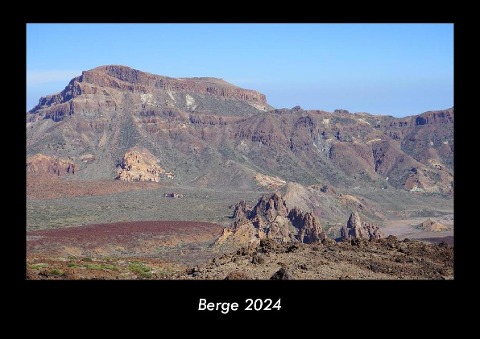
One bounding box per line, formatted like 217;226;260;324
50;268;65;276
101;263;119;271
28;263;49;270
128;262;152;278
84;263;103;270
155;266;175;278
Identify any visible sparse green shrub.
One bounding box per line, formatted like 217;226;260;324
101;264;118;271
50;269;65;276
128;262;152;278
29;263;49;270
84;263;103;270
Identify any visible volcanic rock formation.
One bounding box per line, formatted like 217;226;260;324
340;211;384;241
26;154;76;176
418;219;449;232
219;192;326;246
115;147;168;182
288;207;327;243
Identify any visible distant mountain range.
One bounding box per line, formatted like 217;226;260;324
27;65;453;195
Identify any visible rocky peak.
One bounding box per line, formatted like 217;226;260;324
232;200;250;229
224;192;326;246
80;65;165;92
341;211;383;241
347;211;363;234
288;207;326;243
246;193;291;243
89;65;149;83
249;192;289;226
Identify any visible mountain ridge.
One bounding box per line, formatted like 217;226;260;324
29;65;270;119
27;65;453;196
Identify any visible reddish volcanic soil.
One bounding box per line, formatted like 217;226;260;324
26;222;454;280
27;221;224;264
27;175;166;199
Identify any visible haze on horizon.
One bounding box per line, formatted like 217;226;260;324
27;23;453;117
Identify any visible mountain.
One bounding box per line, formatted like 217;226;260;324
27;65;453;195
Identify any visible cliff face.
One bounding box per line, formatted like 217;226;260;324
29;65;269;122
414;109;454;126
84;65;268;103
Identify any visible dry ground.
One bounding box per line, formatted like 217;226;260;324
26;221;453;280
27;175;164;200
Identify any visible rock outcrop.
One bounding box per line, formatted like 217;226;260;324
414;108;453;126
253;173;286;190
288;207;327;243
249;192;290;243
418;219;449;232
115;147;167;182
232;200;251;229
27;154;75;176
340;211;384;241
220;192;326;247
270;267;292;280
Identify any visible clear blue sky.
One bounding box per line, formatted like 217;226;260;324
27;24;453;117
